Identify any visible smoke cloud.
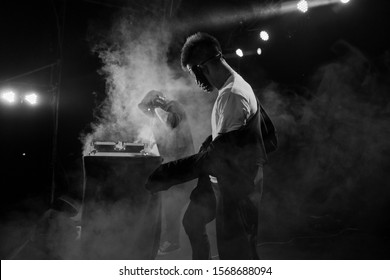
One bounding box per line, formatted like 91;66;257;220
258;40;390;243
81;14;212;155
75;13;215;260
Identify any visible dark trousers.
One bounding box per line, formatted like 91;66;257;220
212;175;262;260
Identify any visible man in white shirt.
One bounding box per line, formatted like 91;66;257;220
146;32;267;259
211;70;258;139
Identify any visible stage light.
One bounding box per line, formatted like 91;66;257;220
236;49;244;57
340;0;350;3
24;93;38;105
257;48;262;55
1;90;17;104
259;31;269;41
297;0;308;13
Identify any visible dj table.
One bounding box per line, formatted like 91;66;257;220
81;146;162;259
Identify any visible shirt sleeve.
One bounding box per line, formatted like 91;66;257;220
216;91;251;135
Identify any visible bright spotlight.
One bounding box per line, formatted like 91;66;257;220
259;31;269;41
297;0;308;13
1;90;17;104
236;49;244;57
257;48;262;55
340;0;350;3
24;93;38;105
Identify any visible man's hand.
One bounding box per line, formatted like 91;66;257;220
141;90;162;105
152;95;168;110
138;90;167;117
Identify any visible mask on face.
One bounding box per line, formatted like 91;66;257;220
188;53;222;93
191;65;214;92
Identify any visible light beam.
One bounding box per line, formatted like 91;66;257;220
297;0;309;13
1;90;17;104
260;31;270;41
24;93;38;105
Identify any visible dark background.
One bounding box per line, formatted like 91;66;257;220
1;0;389;259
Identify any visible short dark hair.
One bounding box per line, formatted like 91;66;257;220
180;32;222;70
